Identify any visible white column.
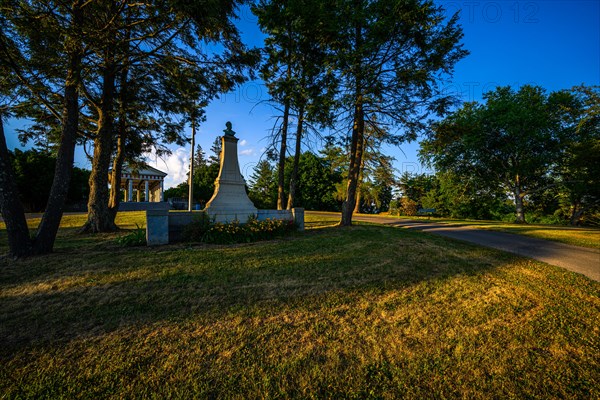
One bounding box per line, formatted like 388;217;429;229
145;181;150;202
160;180;164;202
127;179;133;202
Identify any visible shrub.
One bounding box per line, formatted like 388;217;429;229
182;212;213;242
183;215;296;244
388;199;401;216
116;224;146;247
400;197;418;216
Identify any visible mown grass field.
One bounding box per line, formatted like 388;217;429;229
370;213;600;249
1;213;599;398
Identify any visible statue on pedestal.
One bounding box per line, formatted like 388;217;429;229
204;122;257;222
223;121;236;137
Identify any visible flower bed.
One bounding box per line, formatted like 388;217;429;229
182;214;296;244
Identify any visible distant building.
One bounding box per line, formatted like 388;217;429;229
109;165;167;203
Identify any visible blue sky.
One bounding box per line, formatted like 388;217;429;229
5;0;600;188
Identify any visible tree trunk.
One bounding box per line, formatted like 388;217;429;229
569;201;584;226
277;99;290;210
341;95;365;226
341;13;365;226
31;1;83;254
108;35;130;222
513;182;526;223
0;117;32;258
287;103;304;210
82;52;118;233
353;186;361;214
188;118;196;211
108;126;125;220
353;157;365;214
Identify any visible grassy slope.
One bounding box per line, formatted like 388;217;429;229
1;214;599;398
354;213;600;249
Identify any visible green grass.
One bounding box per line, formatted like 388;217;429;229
354;212;600;249
0;211;145;230
0;212;146;254
475;222;600;249
1;213;599;398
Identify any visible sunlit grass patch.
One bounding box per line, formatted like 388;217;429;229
477;224;600;249
1;218;599;398
365;212;600;249
0;211;336;254
0;212;148;254
0;211;146;230
305;212;340;229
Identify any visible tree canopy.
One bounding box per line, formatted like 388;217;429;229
0;0;259;255
421;85;599;224
2;0;599;260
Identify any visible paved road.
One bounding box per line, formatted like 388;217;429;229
310;212;600;282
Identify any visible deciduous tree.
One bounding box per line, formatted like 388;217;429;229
556;85;600;225
421;85;571;223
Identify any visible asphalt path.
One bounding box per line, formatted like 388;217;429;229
310;212;600;282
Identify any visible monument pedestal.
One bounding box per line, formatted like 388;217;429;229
204;134;257;223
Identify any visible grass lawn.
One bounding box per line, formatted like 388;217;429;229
355;212;600;249
1;213;599;398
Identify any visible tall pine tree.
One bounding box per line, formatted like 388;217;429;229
1;0;85;255
331;0;468;225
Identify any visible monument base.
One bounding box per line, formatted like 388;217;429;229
204;180;257;223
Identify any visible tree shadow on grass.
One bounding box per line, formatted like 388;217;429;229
0;222;588;362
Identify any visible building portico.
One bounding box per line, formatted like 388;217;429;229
110;165;167;204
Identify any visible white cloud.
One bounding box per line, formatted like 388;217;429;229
239;148;256;156
239;139;248;146
144;147;189;189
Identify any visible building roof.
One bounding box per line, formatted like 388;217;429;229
112;165;168;178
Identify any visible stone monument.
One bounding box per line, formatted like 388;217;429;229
204;122;257;222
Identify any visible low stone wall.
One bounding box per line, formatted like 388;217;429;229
257;209;292;221
205;211;258;224
292;208;304;231
145;208;305;245
146;209;169;246
168;211;203;243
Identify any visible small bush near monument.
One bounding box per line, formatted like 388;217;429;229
182;214;296;244
115;224;147;247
